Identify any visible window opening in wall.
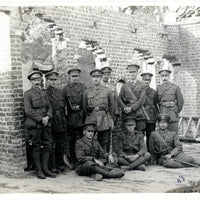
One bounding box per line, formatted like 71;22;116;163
0;11;11;72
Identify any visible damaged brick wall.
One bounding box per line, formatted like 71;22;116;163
167;22;200;117
1;6;198;176
0;8;26;176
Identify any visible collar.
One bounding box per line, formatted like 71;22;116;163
131;80;138;85
32;86;41;92
82;136;93;144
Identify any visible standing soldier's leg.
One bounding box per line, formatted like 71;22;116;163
31;128;45;179
49;134;56;172
41;127;57;178
24;132;34;171
146;123;156;152
54;131;66;169
67;127;82;169
63;129;72;169
97;130;110;152
136;120;146;134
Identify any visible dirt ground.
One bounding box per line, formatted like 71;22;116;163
0;143;200;194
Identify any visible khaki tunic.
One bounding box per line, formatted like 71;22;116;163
114;131;147;157
24;87;52;128
119;80;146;120
144;87;157;123
156;82;184;122
149;129;183;157
75;136;107;167
62;82;86;127
101;81;119;116
46;86;67;132
83;85;114;131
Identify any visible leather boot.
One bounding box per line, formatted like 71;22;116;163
129;157;146;170
42;151;57;178
33;152;46;179
36;171;46;179
93;166;124;178
92;174;103;181
118;157;130;166
135;164;146;171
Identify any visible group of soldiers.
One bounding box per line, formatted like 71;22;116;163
24;61;200;181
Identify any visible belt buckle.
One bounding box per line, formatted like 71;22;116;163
95;106;99;111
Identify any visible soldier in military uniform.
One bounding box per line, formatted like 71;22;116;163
101;66;119;119
119;63;146;132
45;71;68;171
156;66;184;132
24;70;57;179
149;114;200;168
75;122;124;181
141;72;157;151
83;69;115;155
113;116;151;171
62;68;86;169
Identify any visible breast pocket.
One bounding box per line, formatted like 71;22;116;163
99;92;107;104
32;97;40;108
87;94;94;106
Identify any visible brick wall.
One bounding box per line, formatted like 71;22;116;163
166;21;200;117
1;6;200;176
0;8;26;176
179;23;200;116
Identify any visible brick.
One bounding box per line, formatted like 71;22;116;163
0;6;199;177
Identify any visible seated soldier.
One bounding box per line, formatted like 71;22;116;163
114;116;151;171
75;122;124;181
149;114;200;168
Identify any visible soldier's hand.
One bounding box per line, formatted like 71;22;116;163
123;107;132;114
127;154;139;162
42;116;49;126
94;159;104;167
164;154;172;159
108;154;115;164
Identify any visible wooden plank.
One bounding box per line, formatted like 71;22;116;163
183;117;192;137
178;116;183;135
194;118;200;138
179;136;200;143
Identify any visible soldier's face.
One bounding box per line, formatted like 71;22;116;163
143;77;151;87
125;124;136;133
159;120;168;130
83;129;95;140
160;72;170;83
102;72;111;83
70;74;80;84
128;69;138;81
92;75;102;85
46;75;58;88
31;78;42;89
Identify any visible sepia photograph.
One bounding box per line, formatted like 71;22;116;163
0;1;200;198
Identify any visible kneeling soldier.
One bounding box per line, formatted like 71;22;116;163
149;114;200;168
114;116;151;171
75;122;124;181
